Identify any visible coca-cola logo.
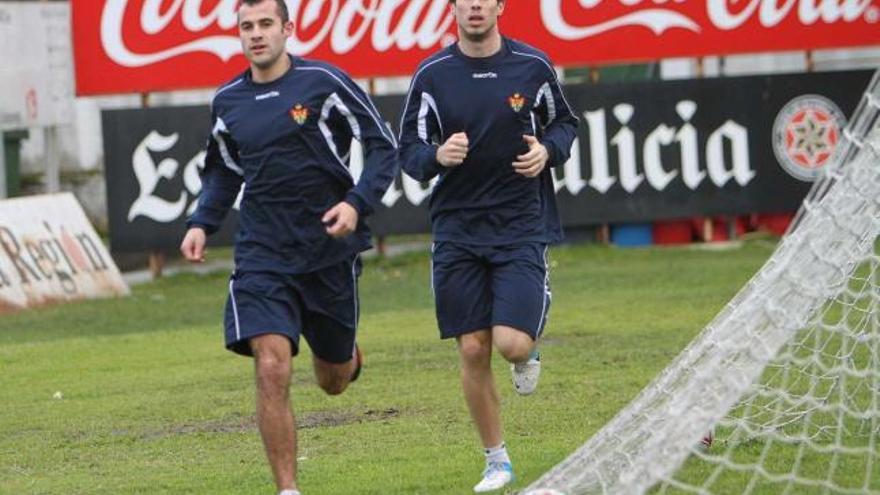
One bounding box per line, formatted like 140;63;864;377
541;0;876;41
100;0;455;68
540;0;700;39
706;0;875;29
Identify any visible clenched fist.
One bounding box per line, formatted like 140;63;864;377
512;135;549;178
322;201;359;239
180;227;207;263
436;132;469;167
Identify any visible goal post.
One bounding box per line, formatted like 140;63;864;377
524;70;880;495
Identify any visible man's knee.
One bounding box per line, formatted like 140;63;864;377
314;358;352;396
498;344;531;363
254;354;290;387
252;336;292;393
493;326;533;363
458;332;492;365
317;374;348;396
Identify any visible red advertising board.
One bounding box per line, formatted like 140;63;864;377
72;0;880;96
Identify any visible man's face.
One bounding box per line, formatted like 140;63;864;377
451;0;504;42
238;0;292;69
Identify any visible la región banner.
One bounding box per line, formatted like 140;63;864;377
0;193;129;312
72;0;879;95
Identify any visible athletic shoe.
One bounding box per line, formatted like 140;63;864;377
511;350;541;395
350;344;363;382
473;461;514;493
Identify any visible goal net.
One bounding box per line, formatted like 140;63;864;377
524;70;880;495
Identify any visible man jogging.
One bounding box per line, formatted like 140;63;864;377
180;1;397;493
399;0;578;491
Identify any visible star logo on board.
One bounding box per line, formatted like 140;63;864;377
785;109;837;168
772;95;846;182
290;104;309;125
508;93;525;112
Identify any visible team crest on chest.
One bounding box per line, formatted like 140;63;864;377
290;104;309;125
508;93;526;112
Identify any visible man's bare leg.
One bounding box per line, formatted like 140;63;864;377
251;334;298;492
458;329;515;492
457;330;502;448
312;350;359;396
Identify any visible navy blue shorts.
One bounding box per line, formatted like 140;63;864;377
223;256;361;363
431;242;551;340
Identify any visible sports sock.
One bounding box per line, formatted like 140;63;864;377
484;442;511;465
279;490;301;495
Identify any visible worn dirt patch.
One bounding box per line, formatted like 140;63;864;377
299;407;399;429
135;408;401;439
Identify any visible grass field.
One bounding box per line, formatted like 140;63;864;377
0;241;779;494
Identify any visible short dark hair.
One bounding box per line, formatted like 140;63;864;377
239;0;289;24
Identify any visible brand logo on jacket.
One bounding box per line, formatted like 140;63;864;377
255;91;280;101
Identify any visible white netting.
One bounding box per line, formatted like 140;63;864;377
524;70;880;495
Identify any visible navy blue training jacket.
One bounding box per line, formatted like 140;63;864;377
189;56;398;274
399;38;579;245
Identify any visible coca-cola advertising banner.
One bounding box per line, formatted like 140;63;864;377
102;69;872;251
73;0;880;95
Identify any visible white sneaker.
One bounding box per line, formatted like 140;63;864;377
473;462;514;493
512;350;541;395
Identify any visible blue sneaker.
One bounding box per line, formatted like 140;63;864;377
473;462;514;492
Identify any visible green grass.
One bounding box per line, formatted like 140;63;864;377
0;241;781;494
